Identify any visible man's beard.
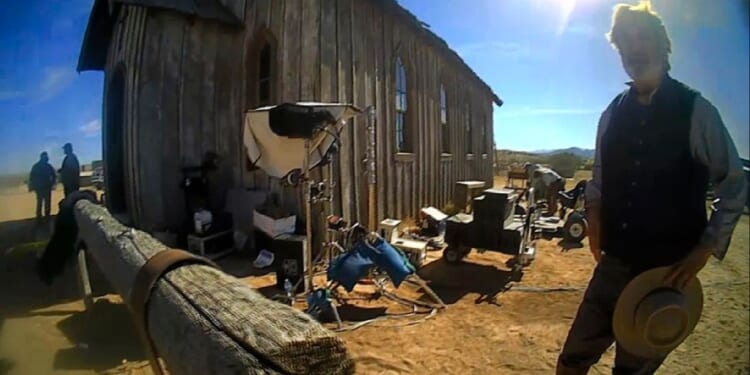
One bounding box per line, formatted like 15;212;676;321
624;59;664;82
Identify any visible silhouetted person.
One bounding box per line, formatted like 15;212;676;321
28;151;56;222
59;143;80;197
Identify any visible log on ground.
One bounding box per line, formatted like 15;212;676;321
73;200;354;375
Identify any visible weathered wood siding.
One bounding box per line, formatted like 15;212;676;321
106;0;495;236
107;6;247;231
103;5;148;226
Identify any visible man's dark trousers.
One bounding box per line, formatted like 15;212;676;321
35;189;52;221
556;255;667;375
63;183;79;198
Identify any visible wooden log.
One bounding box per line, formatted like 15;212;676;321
73;200;354;375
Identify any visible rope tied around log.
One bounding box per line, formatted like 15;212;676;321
128;248;219;375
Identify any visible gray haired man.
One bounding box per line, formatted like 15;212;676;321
556;2;747;374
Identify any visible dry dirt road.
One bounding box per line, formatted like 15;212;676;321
0;177;748;375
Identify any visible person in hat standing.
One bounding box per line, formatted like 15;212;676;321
59;143;81;198
28;151;57;222
556;2;747;374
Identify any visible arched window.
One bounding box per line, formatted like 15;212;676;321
480;113;487;154
245;28;277;171
440;85;449;153
465;103;472;154
395;57;408;152
246;27;277;109
258;42;272;106
105;65;127;214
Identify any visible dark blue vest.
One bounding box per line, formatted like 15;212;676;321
600;76;709;272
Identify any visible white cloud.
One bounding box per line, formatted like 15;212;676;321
498;107;600;118
36;66;77;102
1;64;79;104
79;119;101;137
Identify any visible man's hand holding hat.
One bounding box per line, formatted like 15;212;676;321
664;244;714;290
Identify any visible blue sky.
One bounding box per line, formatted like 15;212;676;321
0;0;748;175
0;0;103;175
396;0;748;156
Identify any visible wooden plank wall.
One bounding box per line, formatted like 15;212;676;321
110;6;247;231
107;1;496;235
103;5;147;226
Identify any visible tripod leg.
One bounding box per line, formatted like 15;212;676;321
329;302;343;329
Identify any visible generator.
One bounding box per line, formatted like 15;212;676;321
443;188;537;267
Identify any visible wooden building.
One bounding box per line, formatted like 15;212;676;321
78;0;503;235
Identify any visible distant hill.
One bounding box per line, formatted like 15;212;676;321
0;174;27;191
494;149;546;166
532;147;595;159
495;148;593;178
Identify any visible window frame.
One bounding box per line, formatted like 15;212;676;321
246;27;278;110
465;102;473;155
245;27;278;172
395;56;409;153
258;42;273;106
480;112;487;155
440;84;450;154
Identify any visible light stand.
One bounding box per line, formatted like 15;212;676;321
300;121;340;295
302;138;314;293
366;106;377;230
292;106;447;326
304;106;375;294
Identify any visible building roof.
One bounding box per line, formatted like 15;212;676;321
378;0;502;106
77;0;243;72
77;0;502;106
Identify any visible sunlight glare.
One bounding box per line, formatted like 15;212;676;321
555;0;578;36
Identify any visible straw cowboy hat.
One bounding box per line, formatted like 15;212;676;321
613;266;704;359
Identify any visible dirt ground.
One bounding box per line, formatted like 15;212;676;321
1;174;748;375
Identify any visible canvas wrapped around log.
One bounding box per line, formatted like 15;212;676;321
73;200;354;375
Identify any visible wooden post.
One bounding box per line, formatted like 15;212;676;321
72;200;353;375
75;245;94;312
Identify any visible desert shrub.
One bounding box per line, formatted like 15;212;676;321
580;158;595;171
546;152;583;178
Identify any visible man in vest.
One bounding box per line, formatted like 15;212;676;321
556;2;747;374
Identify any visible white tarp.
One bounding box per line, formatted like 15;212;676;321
243;102;362;179
421;206;448;222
